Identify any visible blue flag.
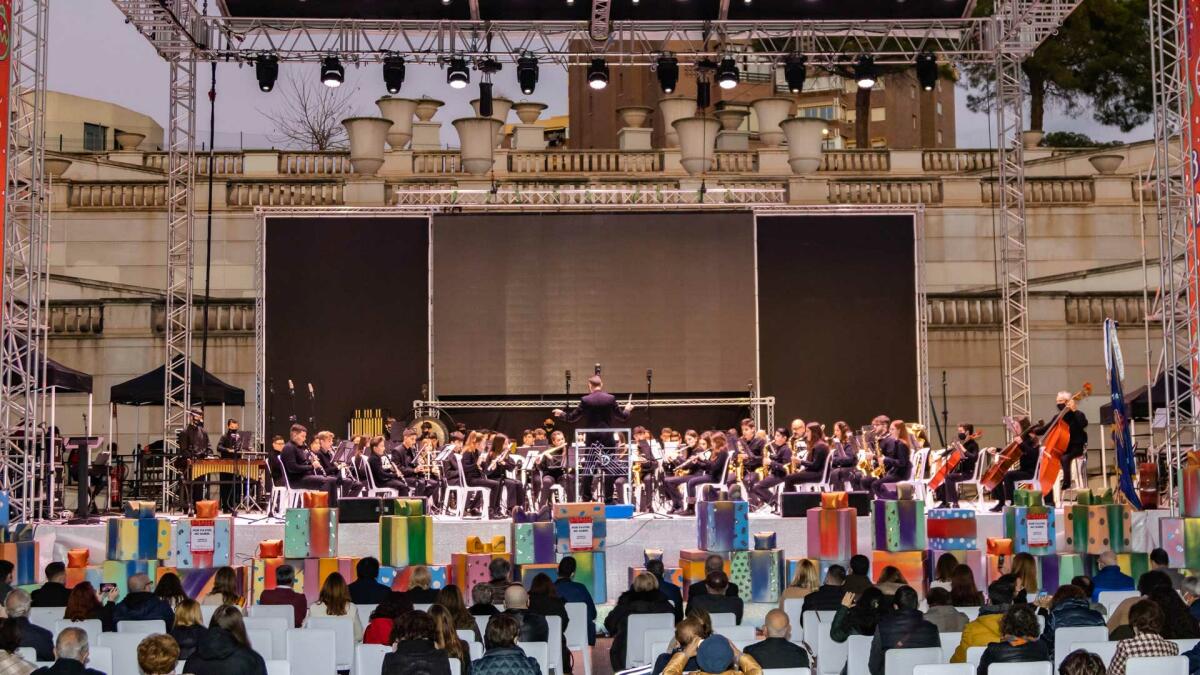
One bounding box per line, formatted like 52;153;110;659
1105;318;1142;509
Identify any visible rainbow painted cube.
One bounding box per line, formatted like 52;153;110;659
872;550;927;596
284;507;338;558
513;521;556;565
553;503;606;553
697;500;750;553
731;548;783;603
101;559;159;599
520;563;560;588
0;541;38;585
379;515;434;567
568;550;607;603
105;517;171;561
926;508;977;550
873;499;926;552
160;565;248;603
806;507;856;560
171;517;234;568
1002;505;1056;556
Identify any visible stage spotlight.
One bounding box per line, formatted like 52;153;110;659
855;55;876;89
656;54;679;93
447;56;470;89
442;0;451;4
783;54;806;93
587;58;609;90
254;54;278;92
321;56;344;88
517;54;539;95
717;56;739;89
383;55;406;94
916;52;937;91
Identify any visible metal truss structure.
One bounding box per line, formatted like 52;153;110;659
0;0;48;520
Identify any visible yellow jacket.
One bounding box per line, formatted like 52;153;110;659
951;613;1004;663
663;651;763;675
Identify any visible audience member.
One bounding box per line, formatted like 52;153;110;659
1038;584;1104;651
113;574;174;630
1091;551;1135;601
554;557;596;645
473;614;540;675
201;567;244;608
923;588;969;633
651;617;709;675
977;604;1050;675
406;566;441;605
0;619;34;675
952;575;1016;663
1108;570;1196;640
1058;649;1107;675
930;553;958;592
831;587;887;642
645;559;683;622
0;562;14;605
137;633;181;675
62;582;116;632
744;609;811;669
500;585;548;643
1150;548;1184;590
801;565;847;616
950;565;985;607
305;571;364;642
5;590;51;662
842;556;872;597
605;572;675;670
384;611;451;675
1109;600;1179;675
1184;577;1200;622
435;586;481;643
663;635;761;675
153;573;188;611
867;586;939;675
364;594;408;645
169;600;207;661
486;559;514;597
429;604;473;675
469;584;499;617
779;559;819;609
182;605;268;675
257;564;306;627
30;564;69;608
348;557;392;606
873;566;907;597
1011;552;1040;599
686;572;743;625
687;556;739;599
30;627;102;675
1070;576;1108;616
528;574;571;673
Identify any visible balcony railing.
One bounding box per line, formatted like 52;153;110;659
508;150;663;174
829;179;942;204
143;152;244;175
982;177;1095;204
49;303;103;335
923;150;996;173
226;180;344;207
68;182;168;208
822;150;890;172
152;301;255;333
278;152;351;175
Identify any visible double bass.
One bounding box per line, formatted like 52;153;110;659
1035;382;1093;494
981;417;1027;492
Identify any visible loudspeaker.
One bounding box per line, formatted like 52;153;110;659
780;491;871;517
338;497;387;523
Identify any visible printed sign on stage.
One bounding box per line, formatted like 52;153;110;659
1026;512;1049;548
568;518;593;551
189;520;215;553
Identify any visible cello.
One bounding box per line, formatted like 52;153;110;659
981;417;1028;493
928;429;983;492
1035;382;1093;494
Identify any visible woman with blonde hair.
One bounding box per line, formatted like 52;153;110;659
407;566;440;604
306;572;364;641
200;566;244;608
1010;552;1039;598
429;604;473;675
779;560;819;607
170;599;208;660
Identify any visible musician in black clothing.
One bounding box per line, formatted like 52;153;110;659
367;435;408;494
216;419;241;457
629;426;660;512
461;431;502;516
682;432;730;515
482;435;524;514
392;429;437;498
990;418;1040;512
552;376;633;504
783;423;829;492
177;409;211;510
827;421;861;490
661;430;702;513
1055;391;1089;489
280;424;339;503
535;430;573;506
315;430;363;497
749;428;792;508
861;420;914;498
934;423;981;509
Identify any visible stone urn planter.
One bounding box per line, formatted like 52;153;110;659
341;116;393;176
375;97;419;150
114;132;145;150
1022;130;1044;149
752;97;795;146
617;106;655;129
1088;153;1124;175
414;98;445;122
659;96;698;147
470;97;513;146
513;102;548;125
715;109;749;131
453;117;504;176
780;117;827;174
672;116;721;176
44;158;72;178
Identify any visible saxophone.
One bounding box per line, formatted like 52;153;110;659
756;442;770;479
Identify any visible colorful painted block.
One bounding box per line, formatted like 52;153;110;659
520;563;560;588
101;559;159;599
697;500;750;553
391;565;450;592
160;565;248;603
451;552;509;599
0;492;9;528
679;548;729;587
1002;506;1056;556
628;566;683;589
380;515;434;567
1181;463;1200;518
385;498;427;516
1013;488;1042;507
873;500;927;552
806;507;856;560
105;517;170;561
513;521;557;566
0;541;38;585
872;550;927;596
1184;518;1200;570
123;500;157;519
753;532;777;551
1034;553;1085;595
985;554;1010;585
284;507;338;558
376;565;399;589
65;565;102;590
605;504;635;520
926;549;984;590
1065;504;1132;554
1116;552;1149;581
1161;517;1187;568
553;503;607;553
568;550;606;603
785;558;848;588
926;509;978;550
731;548;784;603
171;517;234;568
251;557;290;601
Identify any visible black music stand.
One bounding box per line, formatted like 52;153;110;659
65;436;105;524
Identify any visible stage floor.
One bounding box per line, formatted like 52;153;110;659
29;507;1173;603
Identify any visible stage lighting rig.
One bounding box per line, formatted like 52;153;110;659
321;56;344;87
254;54;278;92
783;54;806;93
855;55;876;89
916;52;938;91
588;58;609;90
383;54;406;94
656;53;679;93
517;53;539;95
446;56;470;89
717;56;739;89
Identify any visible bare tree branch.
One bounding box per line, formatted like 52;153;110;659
257;72;361;150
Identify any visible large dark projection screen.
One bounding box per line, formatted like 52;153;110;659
432;212;757;395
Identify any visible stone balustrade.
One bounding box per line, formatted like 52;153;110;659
929;293;1146;328
49;303;104;335
151;301;255;334
226;180;344;206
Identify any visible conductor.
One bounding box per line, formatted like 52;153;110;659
553;375;634;504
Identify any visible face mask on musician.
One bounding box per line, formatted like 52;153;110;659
957;432;967;441
1056;403;1066;411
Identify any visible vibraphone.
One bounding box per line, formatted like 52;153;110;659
189;458;266;481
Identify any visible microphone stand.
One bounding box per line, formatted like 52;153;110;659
307;384;317;432
287;380;297;425
646;369;653;425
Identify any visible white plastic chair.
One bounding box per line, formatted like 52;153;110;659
443;454;491;518
958;606;980;621
990;663;1053;675
305;616;355;670
783;600;805;644
693;454;733;505
846;634;874;675
98;632;145;675
246;628;273;663
801;611;821;648
955;448;990;510
545;614;564;675
642;627;677;668
816;617;847;675
475;614;490;636
245;615;290;660
711;612;738;627
913;666;974;675
794;449;836;494
763;669;812;675
722;625;757;643
118;619;167;634
624;613;675;669
88;645;113;675
1098;590;1140;617
28;607;65;633
286;628;337;675
354;643;390;675
358;455;400;499
565;602;593;675
54;619;102;647
518;641;550;675
270;454;304;516
251;604;299;624
266;660;292;675
938;633;962;664
470;641;483;660
201;603;219;625
1054;626;1109;667
457;629;478;643
450;657;461;675
1174;639;1200;652
965;646;985;666
356;603;377;628
1067;641;1117;667
15;648;34;663
884;647;943;675
414;603;432;613
1126;656;1188;675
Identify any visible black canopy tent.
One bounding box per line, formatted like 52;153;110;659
1098;366;1190;424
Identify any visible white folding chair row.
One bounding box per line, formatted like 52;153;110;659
356;603;377;628
991;664;1052;675
53;619;102;647
354;643;390;675
475;614;490;636
1174;639;1200;652
266;659;292;675
469;641;483;660
98;631;144;675
118;618;167;634
914;665;974;675
846;634;874;675
782;600;805;644
710;612;738;627
762;669;812;675
517;641;550;675
457;628;477;643
88;645;113;675
450;656;462;675
546;614;564;675
624;613;675;669
884;647;943;675
245;615;290;660
1066;641;1117;667
1054;626;1108;667
305;616;355;671
250;604;297;623
815;618;847;675
938;633;962;664
415;603;432;612
957;606;980;621
286;627;338;675
1098;590;1140;618
565;602;594;675
15;648;34;663
720;625;757;643
642;627;677;668
28;607;66;633
1127;656;1188;675
246;627;274;663
200;603;220;625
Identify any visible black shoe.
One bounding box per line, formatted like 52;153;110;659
935;501;951;509
988;503;1005;513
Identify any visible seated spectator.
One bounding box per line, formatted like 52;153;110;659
873;566;907;597
305;572;364;642
1185;577;1200;622
663;635;762;675
385;611;451;675
950;565;985;607
686;572;743;625
406;566;441;605
868;586;939;675
554;557;596;645
645;559;682;622
364;595;407;645
137;633;181;675
0;562;13;605
801;565;847;616
201;567;244;608
977;604;1050;675
831;587;887;643
113;574;175;630
930;553;959;592
842;556;873;597
1011;553;1040;600
651;617;710;675
1151;548;1184;590
924;588;969;633
348;557;392;606
779;559;819;609
744;609;812;669
1058;649;1107;675
469;584;499;617
5;590;52;662
1091;550;1135;601
30;627;102;675
686;556;740;599
170;599;208;661
1109;600;1179;675
1108;570;1192;640
429;604;472;675
473;614;540;675
257;564;306;627
154;572;189;611
182;605;268;675
0;619;34;675
605;572;675;670
1038;584;1103;652
528;574;570;674
1070;576;1108;616
952;575;1016;663
63;582;116;632
436;586;481;643
30;564;69;608
486;559;514;597
501;585;548;643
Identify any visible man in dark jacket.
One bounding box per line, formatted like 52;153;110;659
686;555;740;600
348;557;393;605
646;559;683;622
553;376;633;504
802;565;848;617
1039;584;1104;651
112;574;175;630
868;586;940;675
31;563;70;607
501;585;549;643
604;573;675;670
6;590;53;662
31;627;105;675
257;564;307;627
555;557;597;645
279;423;338;503
745;609;812;669
686;572;743;625
843;556;873;597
